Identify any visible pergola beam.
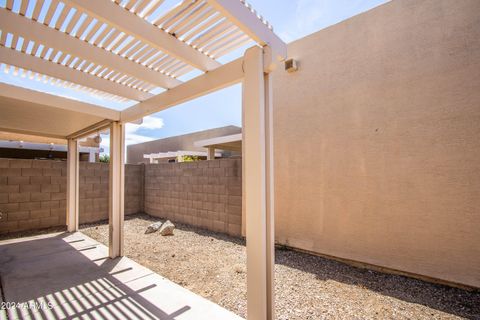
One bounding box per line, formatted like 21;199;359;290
0;46;153;101
0;9;181;89
121;57;244;123
64;0;221;72
0;83;120;120
207;0;287;60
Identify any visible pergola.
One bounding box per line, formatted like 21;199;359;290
0;0;286;319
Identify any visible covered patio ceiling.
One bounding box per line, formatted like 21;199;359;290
0;0;285;137
0;1;287;319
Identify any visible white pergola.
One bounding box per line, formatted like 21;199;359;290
0;0;286;319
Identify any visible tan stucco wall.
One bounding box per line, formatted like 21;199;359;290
272;0;480;288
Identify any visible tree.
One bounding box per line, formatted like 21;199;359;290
99;154;110;163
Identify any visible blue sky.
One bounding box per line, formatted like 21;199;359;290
0;0;389;153
120;0;390;152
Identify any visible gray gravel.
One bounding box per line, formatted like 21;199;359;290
5;213;478;319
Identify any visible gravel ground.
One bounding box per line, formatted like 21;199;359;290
77;214;480;320
2;213;477;319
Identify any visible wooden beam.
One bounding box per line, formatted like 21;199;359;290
0;83;120;120
67;119;112;140
207;0;287;60
66;138;79;232
109;121;125;258
0;9;181;89
64;0;221;71
121;57;244;123
0;46;153;101
243;45;275;320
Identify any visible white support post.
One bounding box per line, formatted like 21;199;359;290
109;122;125;258
207;146;216;160
88;148;96;163
66;138;79;232
243;46;275;320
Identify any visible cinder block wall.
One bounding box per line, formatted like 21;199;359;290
0;159;66;233
78;162;144;223
0;159;144;234
144;159;242;236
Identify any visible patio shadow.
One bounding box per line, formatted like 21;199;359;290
0;232;235;320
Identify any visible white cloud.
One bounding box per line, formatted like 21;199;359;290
99;115;164;154
279;0;389;42
126;116;164;132
278;0;326;42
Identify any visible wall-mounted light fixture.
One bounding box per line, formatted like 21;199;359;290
285;58;298;73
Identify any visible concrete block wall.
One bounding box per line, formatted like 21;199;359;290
144;159;242;236
0;159;66;233
0;159;144;234
79;162;108;224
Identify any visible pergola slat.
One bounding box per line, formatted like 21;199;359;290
65;10;82;34
0;47;153;101
44;0;60;26
93;26;112;46
55;5;72;30
75;16;95;39
64;0;221;71
139;0;165;18
0;9;182;89
19;0;29;16
182;13;223;43
162;0;204;31
134;0;153;16
206;0;287;60
211;34;250;58
32;0;44;21
174;6;214;36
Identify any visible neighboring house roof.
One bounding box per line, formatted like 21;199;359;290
194;133;242;152
127;125;241;164
144;150;222;162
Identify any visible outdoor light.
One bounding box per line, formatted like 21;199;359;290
285;58;298;73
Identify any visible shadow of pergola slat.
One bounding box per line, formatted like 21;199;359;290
0;233;194;320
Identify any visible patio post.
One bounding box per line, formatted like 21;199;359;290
207;146;216;160
243;45;275;320
66;138;79;232
109;121;125;258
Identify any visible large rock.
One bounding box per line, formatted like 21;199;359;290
159;220;175;236
145;221;162;234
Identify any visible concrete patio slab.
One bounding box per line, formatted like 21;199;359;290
0;232;243;320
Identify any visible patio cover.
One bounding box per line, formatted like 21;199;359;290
0;1;287;319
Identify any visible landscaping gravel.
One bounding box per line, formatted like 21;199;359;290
78;213;477;319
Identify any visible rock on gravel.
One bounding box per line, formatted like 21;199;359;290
145;221;163;234
159;220;175;236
